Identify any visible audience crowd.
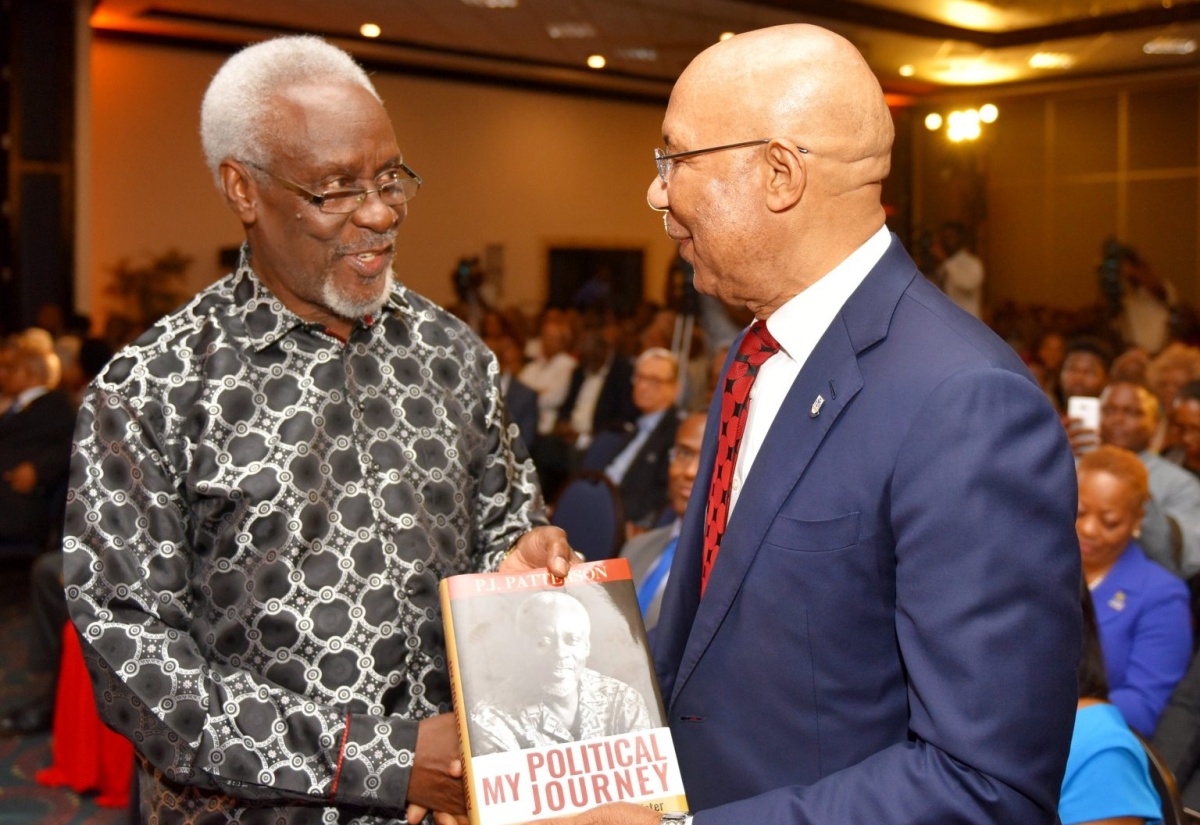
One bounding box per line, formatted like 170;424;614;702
6;230;1200;820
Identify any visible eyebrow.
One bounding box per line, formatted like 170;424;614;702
313;155;405;182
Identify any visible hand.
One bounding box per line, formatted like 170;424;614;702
1064;418;1100;457
406;714;466;817
499;526;581;579
3;461;37;494
405;804;467;825
530;801;664;825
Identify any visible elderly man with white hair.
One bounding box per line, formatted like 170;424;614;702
63;35;575;824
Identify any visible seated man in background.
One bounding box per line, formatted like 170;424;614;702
601;348;682;531
556;327;637;455
1100;380;1200;578
0;331;78;736
533;326;636;501
620;411;706;632
0;331;76;554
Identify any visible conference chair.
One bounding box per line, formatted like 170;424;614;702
549;471;625;561
580;429;628;472
1136;730;1186;825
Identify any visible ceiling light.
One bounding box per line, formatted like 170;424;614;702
547;22;596;39
587;54;606;69
929;59;1017;85
719;32;736;42
899;64;915;77
947;109;982;142
979;103;998;123
461;0;518;6
1143;36;1197;55
359;23;381;38
944;0;1006;30
1028;52;1075;69
925;113;943;131
617;47;658;62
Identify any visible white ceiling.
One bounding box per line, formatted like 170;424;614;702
91;0;1200;101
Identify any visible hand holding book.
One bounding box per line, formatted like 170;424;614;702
441;559;688;824
404;712;468;823
498;526;582;579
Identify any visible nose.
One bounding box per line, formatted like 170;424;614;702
647;175;668;211
682;456;700;480
353;190;404;231
1075;516;1095;540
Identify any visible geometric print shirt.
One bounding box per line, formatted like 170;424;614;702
62;247;547;823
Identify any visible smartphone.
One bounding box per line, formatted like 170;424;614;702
1067;396;1101;431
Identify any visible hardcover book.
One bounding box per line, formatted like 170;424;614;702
440;558;688;825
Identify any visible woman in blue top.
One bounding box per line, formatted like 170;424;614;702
1077;446;1193;735
1060;584;1162;825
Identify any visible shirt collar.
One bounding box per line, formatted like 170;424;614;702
636;408;668;433
11;385;49;413
765;224;892;363
231;244;413;352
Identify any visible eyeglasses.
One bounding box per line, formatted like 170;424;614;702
653;138;808;183
245;161;423;214
668;445;701;464
633;372;676;385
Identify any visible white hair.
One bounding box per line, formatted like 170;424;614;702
636;346;680;380
199;35;381;184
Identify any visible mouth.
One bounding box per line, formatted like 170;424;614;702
663;216;691;247
342;244;394;278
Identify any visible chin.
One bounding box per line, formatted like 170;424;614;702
324;268;395;319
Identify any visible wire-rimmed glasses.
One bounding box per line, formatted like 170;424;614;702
245;161;423;214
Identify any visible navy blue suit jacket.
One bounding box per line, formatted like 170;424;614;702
654;237;1082;824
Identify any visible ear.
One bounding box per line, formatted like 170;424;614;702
763;139;806;213
219;159;260;225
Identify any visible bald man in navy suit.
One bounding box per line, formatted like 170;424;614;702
543;23;1079;825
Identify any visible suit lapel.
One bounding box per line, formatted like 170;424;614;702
664;236;918;707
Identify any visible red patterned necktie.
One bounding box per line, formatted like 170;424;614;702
701;320;781;595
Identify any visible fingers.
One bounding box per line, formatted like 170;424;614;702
408;714;467;814
499;526;582;578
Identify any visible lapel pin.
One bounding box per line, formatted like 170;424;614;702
810;395;825;418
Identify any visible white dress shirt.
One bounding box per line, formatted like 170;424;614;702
727;225;891;519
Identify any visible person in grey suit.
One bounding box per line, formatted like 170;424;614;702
620;411;706;632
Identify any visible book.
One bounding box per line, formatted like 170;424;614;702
440;558;688;825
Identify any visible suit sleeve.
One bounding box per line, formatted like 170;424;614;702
695;367;1082;824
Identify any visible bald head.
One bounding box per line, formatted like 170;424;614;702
651;25;894;315
676;26;892;191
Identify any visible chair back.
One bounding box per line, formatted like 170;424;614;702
580;429;629;471
549;471;625;561
1135;730;1186;825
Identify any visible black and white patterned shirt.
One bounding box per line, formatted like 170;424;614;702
63;248;546;823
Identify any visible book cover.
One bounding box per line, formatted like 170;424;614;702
440;558;688;825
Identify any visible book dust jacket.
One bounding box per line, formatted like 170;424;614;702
440;558;688;825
